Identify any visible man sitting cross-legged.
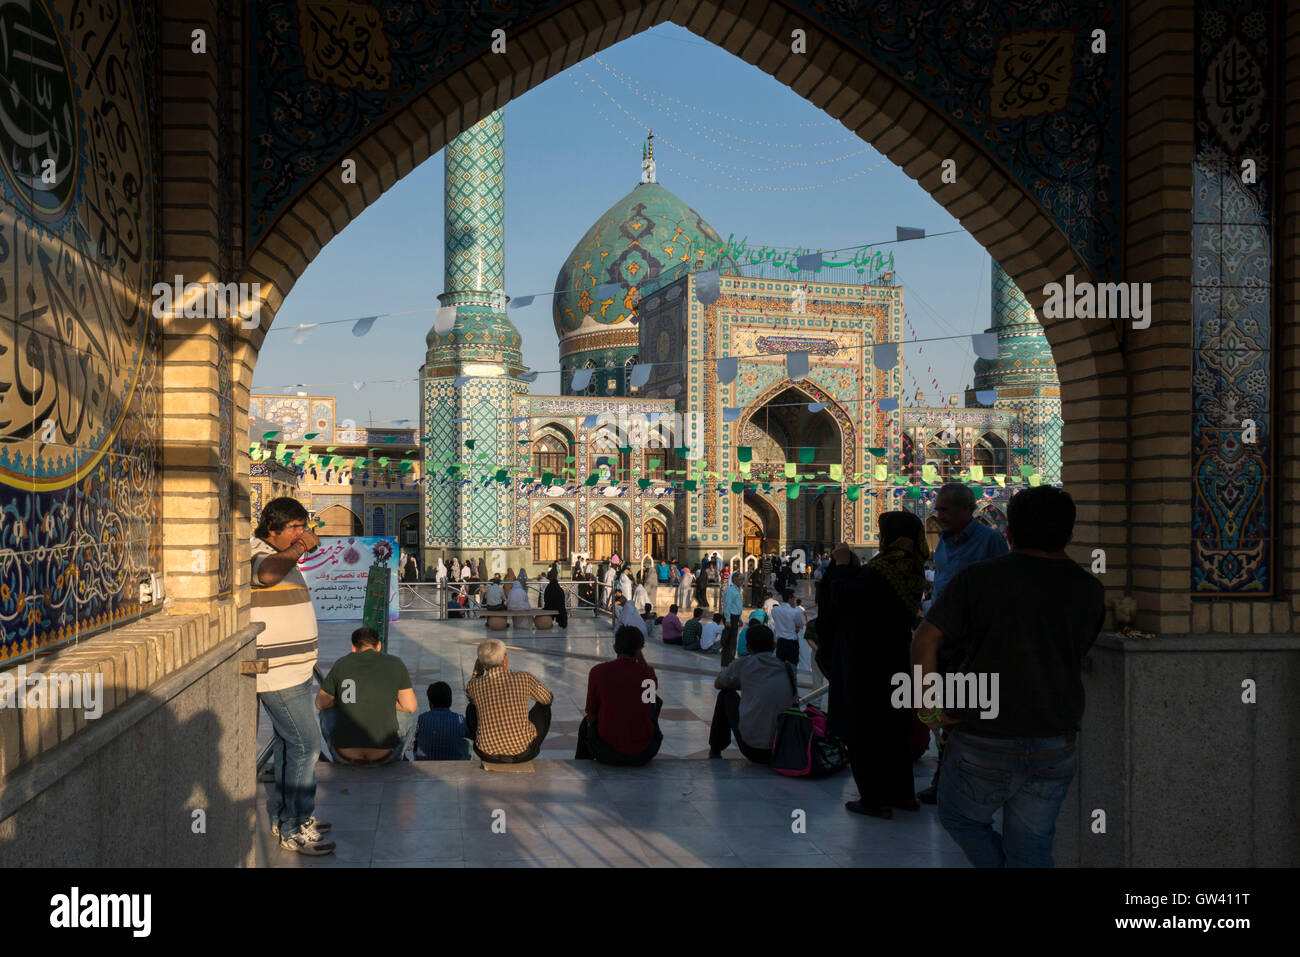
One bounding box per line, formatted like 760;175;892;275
575;625;664;766
316;626;420;766
465;638;553;764
707;623;797;764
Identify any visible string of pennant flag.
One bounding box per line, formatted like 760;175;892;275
248;434;1043;494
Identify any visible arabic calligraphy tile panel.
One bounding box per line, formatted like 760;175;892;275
0;0;161;662
1191;0;1274;595
247;0;1121;278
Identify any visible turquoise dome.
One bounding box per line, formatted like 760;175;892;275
553;181;725;351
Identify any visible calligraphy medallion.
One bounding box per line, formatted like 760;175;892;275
990;30;1075;119
0;0;81;222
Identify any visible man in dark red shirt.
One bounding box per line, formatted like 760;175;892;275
575;626;664;766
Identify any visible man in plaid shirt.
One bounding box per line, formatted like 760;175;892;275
465;639;553;763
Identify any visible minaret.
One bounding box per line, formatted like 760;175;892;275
420;109;530;570
966;260;1063;482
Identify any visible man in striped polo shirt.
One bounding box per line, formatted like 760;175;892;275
251;498;334;856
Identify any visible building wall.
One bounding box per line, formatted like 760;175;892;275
0;0;164;663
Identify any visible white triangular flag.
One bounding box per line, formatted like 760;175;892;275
292;323;317;345
434;306;457;336
695;269;720;305
630;363;652;389
570;368;593;391
583;414;600;428
352;380;365;391
518;370;540;382
787;351;809;381
972;333;999;360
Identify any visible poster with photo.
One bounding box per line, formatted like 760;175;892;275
298;537;400;622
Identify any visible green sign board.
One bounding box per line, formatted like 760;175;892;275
362;564;392;652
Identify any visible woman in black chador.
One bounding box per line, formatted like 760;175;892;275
817;512;929;819
542;569;568;629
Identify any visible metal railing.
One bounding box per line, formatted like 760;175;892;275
799;682;829;705
399;579;614;621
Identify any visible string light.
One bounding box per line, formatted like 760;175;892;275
589;56;843;130
579;63;878;164
571;74;889;192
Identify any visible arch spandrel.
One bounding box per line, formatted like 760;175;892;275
240;0;1120;378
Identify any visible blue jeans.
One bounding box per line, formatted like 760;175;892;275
259;678;319;835
319;707;419;766
937;730;1077;868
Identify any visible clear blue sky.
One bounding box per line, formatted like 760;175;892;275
253;23;994;426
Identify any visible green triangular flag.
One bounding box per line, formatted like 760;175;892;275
618;446;633;455
798;447;815;464
731;482;744;493
564;456;575;463
466;439;476;451
675;446;689;458
494;469;508;482
648;458;661;470
846;485;860;501
541;472;554;486
786;483;801;498
906;485;924;498
685;480;697;491
737;447;752;463
638;478;650;489
1019;465;1035;476
584;474;599;486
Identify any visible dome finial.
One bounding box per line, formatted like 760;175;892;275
641;130;656;184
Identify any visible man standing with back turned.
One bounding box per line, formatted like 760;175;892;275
912;486;1105;867
917;482;1009;803
251;498;335;856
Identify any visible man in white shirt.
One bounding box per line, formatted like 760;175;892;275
707;625;796;762
769;589;804;667
762;591;779;617
700;613;725;654
483;576;506;611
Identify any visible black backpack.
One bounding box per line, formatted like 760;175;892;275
769;664;847;778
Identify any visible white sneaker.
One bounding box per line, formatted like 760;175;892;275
278;826;335;856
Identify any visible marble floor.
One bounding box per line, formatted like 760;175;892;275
255;594;970;867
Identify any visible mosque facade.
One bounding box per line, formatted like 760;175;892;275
395;113;1062;574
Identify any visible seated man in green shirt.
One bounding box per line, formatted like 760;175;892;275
682;607;705;650
317;626;419;765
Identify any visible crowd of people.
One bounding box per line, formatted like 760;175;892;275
254;481;1104;867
